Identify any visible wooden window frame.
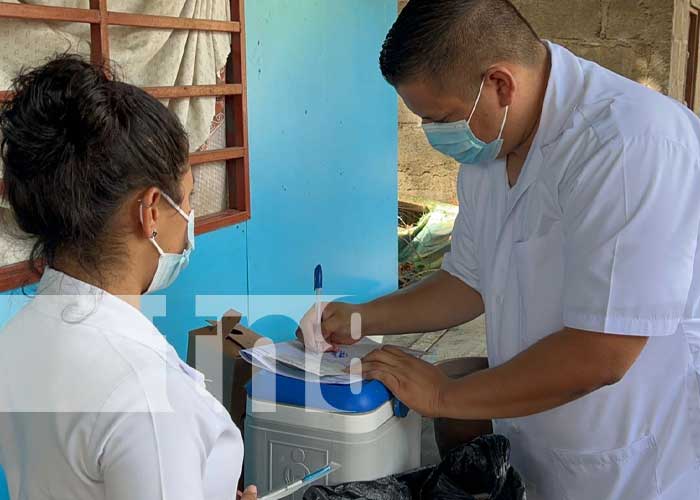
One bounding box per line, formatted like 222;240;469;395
0;0;250;291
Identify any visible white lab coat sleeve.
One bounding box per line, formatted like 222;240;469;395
90;371;215;500
561;135;700;336
441;169;481;293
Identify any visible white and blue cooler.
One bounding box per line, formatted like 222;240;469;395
244;370;422;499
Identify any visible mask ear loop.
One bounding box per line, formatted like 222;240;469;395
139;199;165;256
467;78;487;125
468;78;510;141
161;192;191;221
497;106;510;140
160;192;194;252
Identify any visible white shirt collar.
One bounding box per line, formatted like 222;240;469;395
537;41;586;149
33;267;170;356
502;41;586;212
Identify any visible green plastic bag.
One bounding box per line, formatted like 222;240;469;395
399;202;458;286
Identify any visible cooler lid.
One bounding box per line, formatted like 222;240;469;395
245;369;392;413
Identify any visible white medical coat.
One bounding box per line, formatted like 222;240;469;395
0;268;243;499
442;42;700;500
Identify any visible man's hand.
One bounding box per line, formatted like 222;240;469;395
361;329;648;421
296;271;484;352
361;345;452;418
296;301;364;352
238;485;257;499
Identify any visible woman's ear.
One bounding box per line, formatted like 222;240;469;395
137;188;161;239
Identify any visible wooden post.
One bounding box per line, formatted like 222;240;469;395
227;0;250;215
89;0;110;68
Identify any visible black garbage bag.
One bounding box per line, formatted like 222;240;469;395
303;435;525;500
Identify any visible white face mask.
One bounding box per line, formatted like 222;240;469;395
140;192;195;294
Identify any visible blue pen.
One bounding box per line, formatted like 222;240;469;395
314;265;323;350
258;463;337;500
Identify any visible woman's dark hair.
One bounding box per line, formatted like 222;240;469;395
0;54;189;280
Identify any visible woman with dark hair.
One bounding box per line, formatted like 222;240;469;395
0;55;256;499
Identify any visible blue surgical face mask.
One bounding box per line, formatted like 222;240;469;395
141;192;195;294
422;78;509;165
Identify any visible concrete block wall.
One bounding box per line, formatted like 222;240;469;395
397;0;460;204
511;0;677;94
399;97;461;204
397;0;686;203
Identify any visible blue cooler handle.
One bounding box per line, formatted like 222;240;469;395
393;399;410;418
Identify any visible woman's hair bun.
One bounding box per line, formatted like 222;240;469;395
0;53;189;276
2;54;114;181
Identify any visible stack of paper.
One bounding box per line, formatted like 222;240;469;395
241;338;424;385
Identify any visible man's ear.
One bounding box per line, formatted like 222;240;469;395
137;188;162;239
485;67;516;108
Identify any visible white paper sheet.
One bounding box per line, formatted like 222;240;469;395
241;338;425;385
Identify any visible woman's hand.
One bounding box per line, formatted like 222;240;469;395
296;302;366;352
238;485;257;499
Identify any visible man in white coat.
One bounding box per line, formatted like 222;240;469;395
299;0;700;498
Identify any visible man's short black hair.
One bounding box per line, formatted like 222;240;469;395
380;0;544;92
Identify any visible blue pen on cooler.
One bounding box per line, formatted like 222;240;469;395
314;264;323;351
258;463;339;500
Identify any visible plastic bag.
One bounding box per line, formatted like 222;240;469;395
399;202;459;286
303;435;525;500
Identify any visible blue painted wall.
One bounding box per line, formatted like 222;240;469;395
245;0;399;333
0;1;397;497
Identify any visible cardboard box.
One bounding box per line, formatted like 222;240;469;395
187;309;263;432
